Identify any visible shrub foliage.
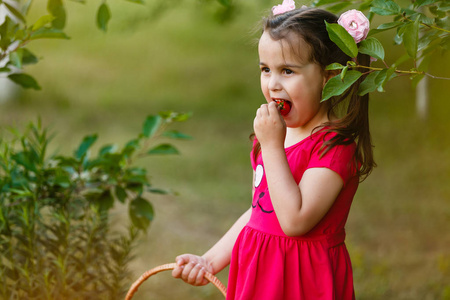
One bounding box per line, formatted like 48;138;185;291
0;111;191;299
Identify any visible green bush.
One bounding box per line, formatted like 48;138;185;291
0;111;190;299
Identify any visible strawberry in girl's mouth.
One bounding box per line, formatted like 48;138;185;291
274;99;292;116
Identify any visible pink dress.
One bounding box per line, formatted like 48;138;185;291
227;129;358;300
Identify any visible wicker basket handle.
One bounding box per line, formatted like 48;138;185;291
125;263;227;299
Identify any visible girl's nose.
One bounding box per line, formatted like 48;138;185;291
268;74;282;91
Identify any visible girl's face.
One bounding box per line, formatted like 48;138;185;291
258;31;330;129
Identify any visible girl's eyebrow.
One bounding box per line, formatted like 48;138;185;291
284;63;304;68
259;62;303;68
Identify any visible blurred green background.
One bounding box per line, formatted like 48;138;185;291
1;0;449;299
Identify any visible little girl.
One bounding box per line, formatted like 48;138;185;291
172;2;375;299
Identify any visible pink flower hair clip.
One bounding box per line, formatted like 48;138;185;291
337;9;370;44
272;0;296;16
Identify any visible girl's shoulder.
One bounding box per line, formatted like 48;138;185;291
308;128;356;159
286;128;358;182
307;129;358;183
286;127;348;152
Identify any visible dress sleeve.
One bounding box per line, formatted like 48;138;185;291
306;138;357;185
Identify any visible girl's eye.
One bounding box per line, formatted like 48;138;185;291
283;68;294;75
261;67;270;73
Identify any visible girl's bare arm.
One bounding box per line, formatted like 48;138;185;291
254;102;343;236
172;207;251;286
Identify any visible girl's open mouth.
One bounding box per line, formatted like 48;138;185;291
274;99;292;116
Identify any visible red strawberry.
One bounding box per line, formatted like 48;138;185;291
274;100;291;116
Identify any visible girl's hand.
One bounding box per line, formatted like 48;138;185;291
171;254;213;286
254;101;286;149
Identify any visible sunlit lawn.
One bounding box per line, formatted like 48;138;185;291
1;1;449;299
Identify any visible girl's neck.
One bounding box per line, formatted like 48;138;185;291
284;112;332;149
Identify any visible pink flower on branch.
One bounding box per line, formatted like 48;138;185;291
272;0;296;16
338;9;370;43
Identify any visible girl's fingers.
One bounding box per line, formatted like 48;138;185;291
172;255;189;278
257;103;280;120
268;101;279;113
172;254;210;286
181;261;196;282
261;103;269;115
196;266;209;286
187;263;203;285
172;265;182;278
175;256;185;266
269;101;285;124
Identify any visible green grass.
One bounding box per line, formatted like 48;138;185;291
2;1;450;299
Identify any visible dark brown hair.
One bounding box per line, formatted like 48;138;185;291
252;7;376;181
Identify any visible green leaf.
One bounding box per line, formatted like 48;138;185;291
8;73;41;90
122;139;140;157
414;0;439;8
438;2;450;10
374;68;396;92
99;144;116;155
142;115;162;138
327;2;352;13
9;50;23;69
321;70;362;102
115;186;127;203
30;27;70;40
370;0;401;15
162;130;192;140
417;54;432;72
11;152;37;172
148;144;179;155
22;49;38;65
125;0;145;3
402;19;420;59
217;0;231;7
97;3;111;32
32;15;56;31
420;36;441;57
0;17;13;51
3;2;26;23
357;71;381;96
325;21;358;58
54;175;71;188
358;0;373;11
159;111;192;123
9;187;33;197
313;0;341;6
126;182;143;194
129;197;154;230
358;37;385;61
173;112;192;122
148;187;170;194
55;156;79;168
0;67;11;73
325;63;345;70
411;73;425;89
369;21;404;37
93;190;115;211
47;0;66;29
75;134;98;160
429;6;446;18
440;36;450;51
376;21;404;31
340;66;348;81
